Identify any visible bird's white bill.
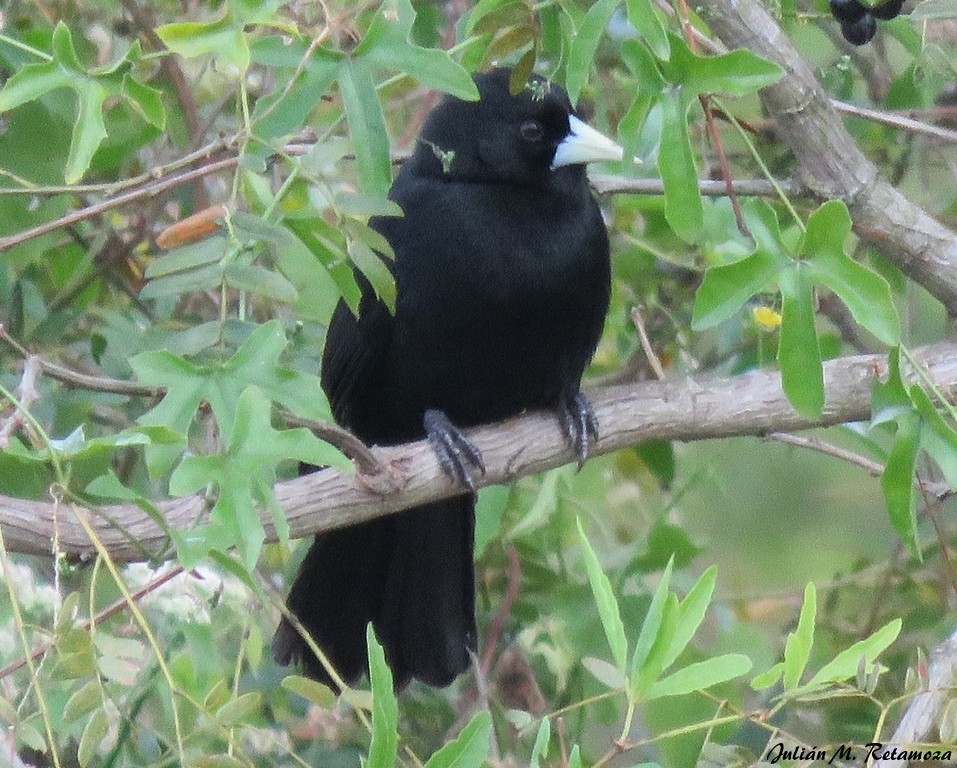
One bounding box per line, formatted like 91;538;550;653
551;115;624;168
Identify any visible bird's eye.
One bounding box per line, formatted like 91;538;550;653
520;120;544;142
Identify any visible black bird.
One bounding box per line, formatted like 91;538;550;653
273;68;622;689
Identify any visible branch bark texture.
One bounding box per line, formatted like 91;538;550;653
2;343;956;563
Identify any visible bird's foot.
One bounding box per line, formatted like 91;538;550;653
559;392;599;469
424;409;486;492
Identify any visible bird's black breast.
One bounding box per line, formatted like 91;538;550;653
365;170;611;435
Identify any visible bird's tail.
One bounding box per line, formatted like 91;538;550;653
272;496;476;689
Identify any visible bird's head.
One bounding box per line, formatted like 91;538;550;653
409;68;623;187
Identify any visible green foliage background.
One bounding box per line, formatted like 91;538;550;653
0;0;956;766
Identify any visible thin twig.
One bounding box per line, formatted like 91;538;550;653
630;307;666;381
766;432;885;476
0;563;185;682
0;157;239;252
282;413;385;478
0;325;161;397
832;99;957;144
481;544;522;674
589;175;797;197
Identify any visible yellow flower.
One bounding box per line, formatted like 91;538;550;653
752;305;782;330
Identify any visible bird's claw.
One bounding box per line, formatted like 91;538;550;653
559;392;599;469
424;409;485;491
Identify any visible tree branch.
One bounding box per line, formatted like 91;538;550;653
701;0;957;315
877;624;957;767
2;343;955;564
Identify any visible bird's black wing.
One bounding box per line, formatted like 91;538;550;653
320;271;394;432
273;270;399;685
275;228;477;688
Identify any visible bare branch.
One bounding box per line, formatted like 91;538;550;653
766;432;885;477
1;325;160;398
1;342;955;563
877;624;957;767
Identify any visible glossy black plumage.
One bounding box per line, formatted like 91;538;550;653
273;68;615;689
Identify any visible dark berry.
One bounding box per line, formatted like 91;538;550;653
830;0;867;23
872;0;904;20
841;12;877;43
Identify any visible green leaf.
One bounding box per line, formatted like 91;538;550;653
15;719;46;754
145;238;226;278
871;348;911;427
168;385;348;567
63;680;103;723
625;0;670;60
194;756;246;768
568;745;584;768
78;709;109;767
140;263;224;299
621;38;665;90
356;0;478;100
344;218;397;261
133;320;336;446
634;440;675;487
658;93;702;243
349;238;396;313
50;21;83;70
475;485;509;557
618;92;655;166
0;26;107;183
507;465;574;538
881;411;920;552
335;192;403;218
530;719;550;768
465;0;517;34
0;60;72;112
751;661;785;690
275;235;347;322
630;559;674;693
423;711;492;768
646;654;751;700
806;619;902;688
224;263;298;302
778;265;824;418
660;565;717;672
631;519;702;572
942;699;957;744
367;624;399;768
281;675;337;708
577;519;629;676
911;384;957;487
743;198;789;257
910;0;957;18
783;583;816;689
284;217;363;315
583;656;627;687
691;250;778;329
157;15;250;71
339;58;392;196
565;0;620;104
801;201;899;346
121;73;166;129
251;45;340;139
665;35;784;95
215;691;262;727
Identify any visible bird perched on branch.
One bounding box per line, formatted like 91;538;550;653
273;67;622;689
